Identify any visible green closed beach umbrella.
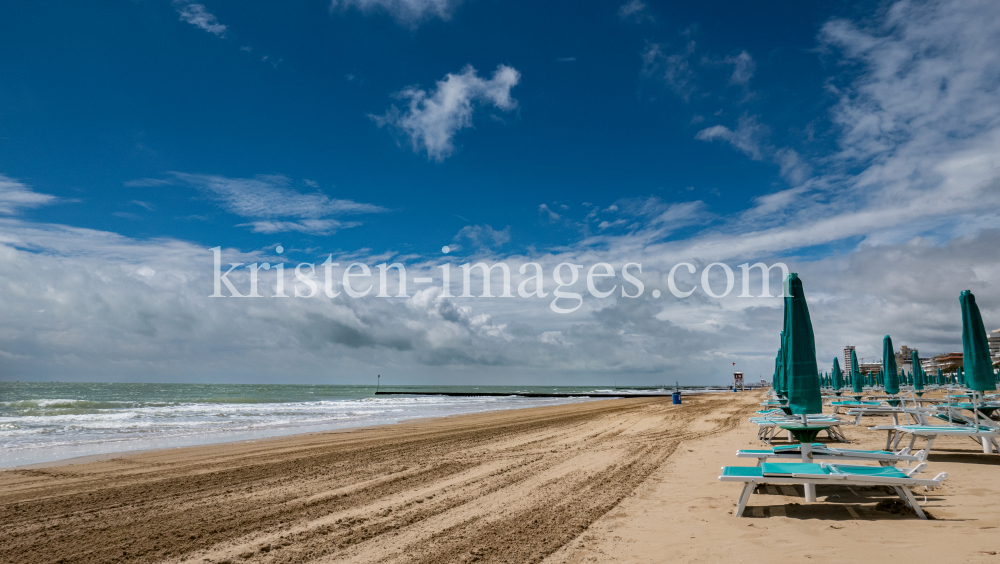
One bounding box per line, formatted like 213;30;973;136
851;349;864;396
912;352;924;394
937;368;943;386
775;330;787;399
781;273;823;502
784;273;822;415
775;345;786;399
961;290;996;393
883;335;900;398
772;350;780;392
832;357;844;392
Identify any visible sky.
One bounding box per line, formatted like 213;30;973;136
0;0;999;385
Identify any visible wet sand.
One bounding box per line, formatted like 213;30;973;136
1;391;997;563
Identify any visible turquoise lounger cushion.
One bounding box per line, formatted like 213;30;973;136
761;463;827;476
900;425;994;432
830;465;907;478
772;443;824;452
722;466;763;478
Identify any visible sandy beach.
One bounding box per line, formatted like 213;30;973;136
1;392;998;563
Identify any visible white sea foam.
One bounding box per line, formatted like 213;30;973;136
0;394;595;467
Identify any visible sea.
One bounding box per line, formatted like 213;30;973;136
0;382;719;468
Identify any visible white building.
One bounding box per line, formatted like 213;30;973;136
990;329;1000;366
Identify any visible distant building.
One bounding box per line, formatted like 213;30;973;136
931;352;963;373
843;346;856;373
894;346;916;373
858;361;882;376
990;329;1000;366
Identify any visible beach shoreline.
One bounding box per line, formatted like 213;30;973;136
4;395;626;472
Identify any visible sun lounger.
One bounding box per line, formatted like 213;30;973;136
844;405;928;426
751;417;848;443
875;424;1000;454
719;462;947;519
737;443;926;466
829;400;880;415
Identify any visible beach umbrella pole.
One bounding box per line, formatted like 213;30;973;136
799;414;817;502
972;391;991;453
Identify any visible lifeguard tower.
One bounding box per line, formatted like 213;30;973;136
733;372;744;391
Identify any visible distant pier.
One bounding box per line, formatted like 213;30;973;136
374;391;678;398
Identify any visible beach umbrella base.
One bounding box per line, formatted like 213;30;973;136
780;424;825;502
780;425;824;444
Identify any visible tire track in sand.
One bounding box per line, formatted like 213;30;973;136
0;393;760;564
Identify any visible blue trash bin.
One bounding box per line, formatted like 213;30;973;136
672;391;681;405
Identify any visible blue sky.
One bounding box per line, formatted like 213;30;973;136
1;0;999;384
2;0;839;254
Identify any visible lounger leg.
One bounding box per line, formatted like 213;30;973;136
898;487;927;520
735;482;754;518
982;436;992;454
908;435;916;451
885;430;894;451
892;486;910;508
804;483;816;503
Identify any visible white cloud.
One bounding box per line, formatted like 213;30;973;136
695;115;767;160
2;0;999;386
695;118;812;187
0;175;59;215
330;0;461;26
774;148;812;187
455;224;510;249
642;41;697;101
618;0;654;23
172;173;384;219
725;51;755;85
372;65;520;162
238;219;359;235
124;178;173;187
173;1;226;37
538;203;561;223
128;173;385;235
